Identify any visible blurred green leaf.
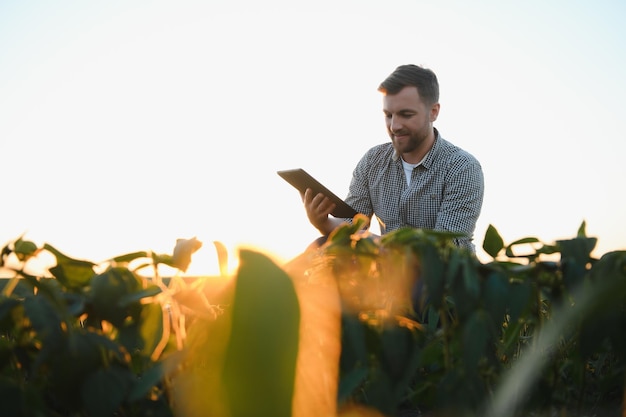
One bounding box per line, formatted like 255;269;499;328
340;314;369;372
0;377;21;416
118;284;162;307
421;243;445;309
505;237;540;258
558;236;597;292
63;292;86;316
354;234;379;256
577;220;587;237
500;319;525;358
508;279;533;323
0;298;20;324
449;257;480;320
483;271;510;326
483;225;504;258
64;330;106;375
44;243;95;290
327;223;356;246
222;249;300;417
379;321;423;402
90;267;142;326
111;251;149;263
128;361;165;402
558;236;597;261
23;296;64;355
151;252;174;267
82;366;133;417
382;226;423;246
462;310;491;370
13;237;38;260
338;367;368;404
118;302;164;358
360;370;395;415
461;256;480;300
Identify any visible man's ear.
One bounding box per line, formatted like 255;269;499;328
430;103;441;122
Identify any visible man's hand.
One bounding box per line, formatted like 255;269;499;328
303;188;339;235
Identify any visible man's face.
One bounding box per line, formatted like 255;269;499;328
383;86;440;160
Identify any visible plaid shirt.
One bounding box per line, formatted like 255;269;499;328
345;129;484;251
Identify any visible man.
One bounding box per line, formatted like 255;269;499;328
304;64;484;252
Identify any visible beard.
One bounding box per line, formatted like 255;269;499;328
390;128;429;155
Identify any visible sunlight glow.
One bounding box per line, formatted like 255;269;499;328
1;1;624;273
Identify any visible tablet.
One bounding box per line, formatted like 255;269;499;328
277;168;358;218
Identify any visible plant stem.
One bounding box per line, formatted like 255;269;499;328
439;305;452;370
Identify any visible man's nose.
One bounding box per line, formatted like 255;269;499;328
390;115;402;132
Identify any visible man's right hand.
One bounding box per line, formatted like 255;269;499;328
303;188;342;235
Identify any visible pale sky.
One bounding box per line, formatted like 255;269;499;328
1;0;625;275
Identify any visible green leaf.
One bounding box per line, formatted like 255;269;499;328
338;367;368;404
360;371;396;416
0;377;22;416
111;251;149;263
340;314;369;371
500;319;525;358
90;267;142;326
382;226;424;246
151;253;175;268
558;236;597;292
44;243;95;290
444;249;462;287
508;280;532;323
449;255;481;320
379;322;423;402
0;298;21;323
483;225;504;258
222;249;300;417
505;237;541;258
558;236;597;263
82;366;133;417
23;296;64;352
127;361;165;402
118;302;164;358
60;330;107;378
63;292;86;316
483;271;510;326
577;220;587;237
462;310;491;370
461;255;480;300
508;237;541;246
425;305;441;331
327;223;355;246
536;244;559;256
20;275;66;311
118;284;162;307
13;238;38;260
81;328;127;359
421;243;445;309
354;234;379;256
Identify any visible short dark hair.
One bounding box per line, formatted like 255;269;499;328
378;64;439;105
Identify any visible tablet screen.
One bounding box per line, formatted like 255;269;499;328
277;168;358;218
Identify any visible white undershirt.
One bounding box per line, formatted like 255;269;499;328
401;155;427;186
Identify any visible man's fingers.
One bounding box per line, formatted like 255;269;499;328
316;196;336;215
